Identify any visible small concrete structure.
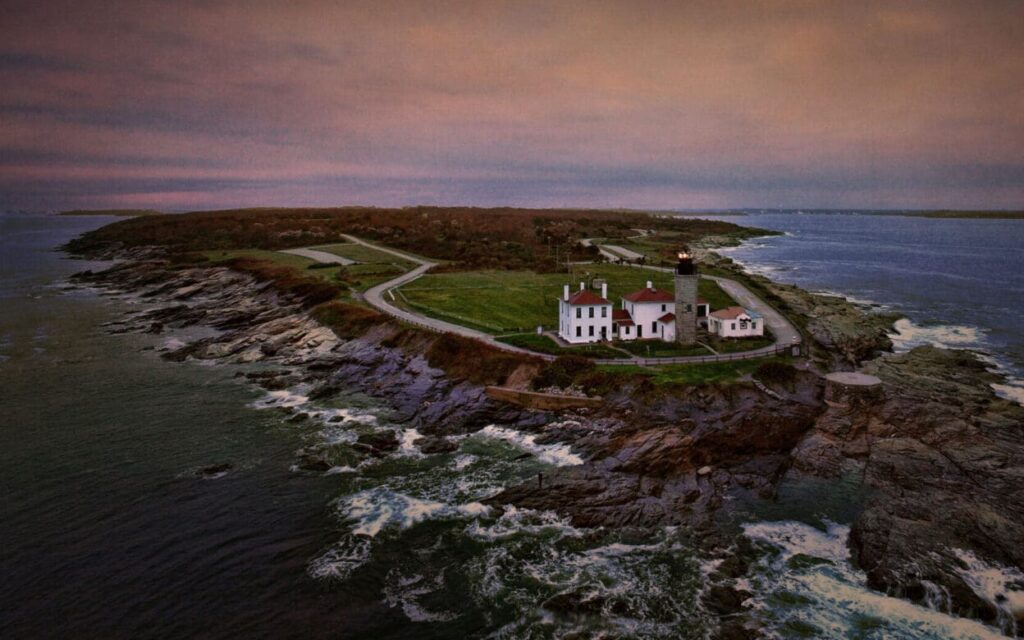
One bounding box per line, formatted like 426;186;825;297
824;371;883;408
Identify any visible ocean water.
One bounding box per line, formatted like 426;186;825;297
705;211;1024;404
1;213;1018;639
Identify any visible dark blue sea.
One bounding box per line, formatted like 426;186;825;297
1;212;1018;639
695;211;1024;404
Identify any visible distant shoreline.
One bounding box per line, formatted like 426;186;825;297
58;209;160;217
53;207;1024;220
890;210;1024;219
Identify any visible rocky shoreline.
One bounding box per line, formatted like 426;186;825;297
70;248;1024;638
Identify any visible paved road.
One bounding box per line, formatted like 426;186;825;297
602;245;645;261
579;238;623;262
279;247;354;265
336;236;802;366
342;235;554;359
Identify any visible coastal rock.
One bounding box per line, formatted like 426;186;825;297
354;431;400;456
413;435;459;454
71;246;1024;634
791;346;1024;629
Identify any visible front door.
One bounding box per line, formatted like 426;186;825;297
637;325;643;338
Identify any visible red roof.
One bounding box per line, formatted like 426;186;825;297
710;306;748;320
657;312;675;323
612;309;634;325
567;289;610;306
623;287;674;303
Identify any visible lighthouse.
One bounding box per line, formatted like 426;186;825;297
674;250;698;345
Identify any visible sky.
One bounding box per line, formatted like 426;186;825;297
1;0;1022;212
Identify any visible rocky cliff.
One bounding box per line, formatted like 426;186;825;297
71;249;1024;637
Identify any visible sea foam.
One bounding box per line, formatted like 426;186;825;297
476;425;583;467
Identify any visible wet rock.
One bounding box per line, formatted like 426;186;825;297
353;431;399;457
198;462;233;477
295;452;332;472
413;435;458;454
701;584;750;616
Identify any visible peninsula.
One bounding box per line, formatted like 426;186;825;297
66;206;1024;638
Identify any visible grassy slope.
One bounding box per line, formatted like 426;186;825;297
398;265;736;334
200;249;402;293
312;242;419;268
497;333;630;359
597;356;792;386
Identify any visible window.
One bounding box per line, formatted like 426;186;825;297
576;308;581;319
589;326;594;337
686;304;692;312
576;326;581;337
661;304;666;312
601;307;607;318
589;307;594;318
751;321;757;329
731;322;736;330
651;321;657;332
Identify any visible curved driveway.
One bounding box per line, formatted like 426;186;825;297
342;235;801;365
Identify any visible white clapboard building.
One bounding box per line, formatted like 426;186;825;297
559;279;710;344
707;306;764;338
557;282;612;343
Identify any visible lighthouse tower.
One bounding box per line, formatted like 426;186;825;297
674;250;698;345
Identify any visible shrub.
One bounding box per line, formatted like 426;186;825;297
226;256;341;307
424;334;530;385
532;355;595;389
755;360;798;388
311;302;386;338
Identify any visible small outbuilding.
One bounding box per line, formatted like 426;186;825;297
708;306;763;338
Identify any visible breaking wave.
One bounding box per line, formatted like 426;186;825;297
742;520;1013;639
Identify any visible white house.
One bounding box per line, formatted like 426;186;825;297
708;306;764;338
611;282;708;341
558;282;612;344
619;281;674;340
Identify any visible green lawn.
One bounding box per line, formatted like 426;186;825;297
612;340;713;357
709;333;776;353
497;333;630;359
201;248;404;293
397;265;737;335
312;243;418;269
599;356;792;386
203;249;321;272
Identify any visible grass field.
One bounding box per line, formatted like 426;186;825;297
709;333;775;353
599;356;792;386
397;265;737;335
612;340;713;357
497;333;630;359
201;248;407;293
203;249;321;271
312;243;418;269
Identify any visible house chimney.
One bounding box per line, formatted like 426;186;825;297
601;282;608;299
580;282;586;290
646;280;653;289
563;284;569;301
